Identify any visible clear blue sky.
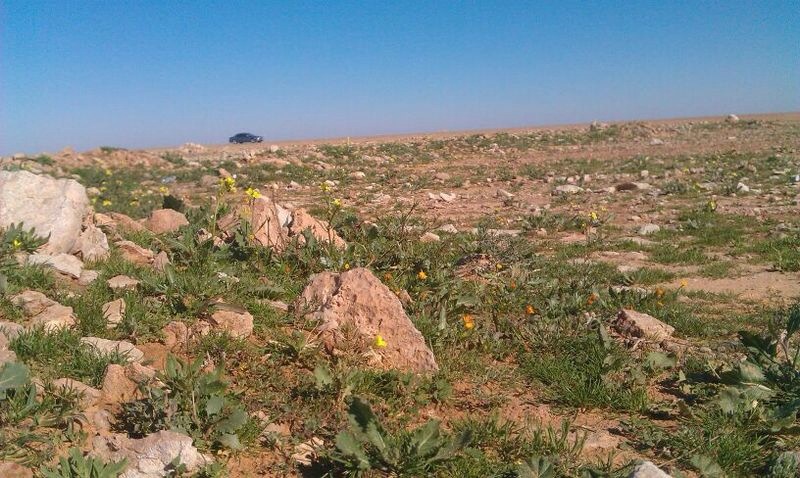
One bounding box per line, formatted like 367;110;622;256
1;1;798;155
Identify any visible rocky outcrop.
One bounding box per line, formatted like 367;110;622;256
295;268;438;373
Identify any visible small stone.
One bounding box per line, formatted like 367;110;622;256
27;253;84;279
350;171;366;179
434;172;451;181
53;378;102;408
640;170;650;179
72;225;110;262
11;290;57;316
726;113;740;123
81;337;144;363
737;182;750;193
152;251;171;272
638;223;661;236
29;304;76;331
649;138;664;146
163;321;189;348
439;192;456;202
145;209;189;234
438;224;459;234
102;298;126;328
115;241;155;265
496;189;514;199
79;269;100;285
107;275;140;291
553;184;583;195
420;232;440;242
292;437;324;466
209;306;254;339
101;364;138;403
269;144;281;153
613;309;675;342
628;460;672;478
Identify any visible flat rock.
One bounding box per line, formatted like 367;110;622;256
0;321;24;341
92;431;210;478
29;303;76;331
295;267;438;373
145;209;189;234
53;378;102;408
613;309;675;342
81;337;144;362
0;170;89;253
79;269;100;285
553;184;584;195
107;275;140;291
27;253;84;279
209;306;254;338
638;223;661;236
115;241;155;266
11;290;57;316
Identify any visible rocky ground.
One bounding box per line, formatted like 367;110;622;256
0;113;799;477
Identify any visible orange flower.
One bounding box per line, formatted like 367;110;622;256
525;304;536;315
509;280;517;290
462;314;475;330
587;293;598;305
417;271;428;281
384;272;393;281
655;287;665;299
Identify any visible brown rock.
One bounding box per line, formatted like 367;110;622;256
0;462;33;478
109;212;146;232
295;268;438;373
145;209;189;234
291;208;346;248
107;274;140;291
209;306;254;338
248;197;290;250
163;321;189;348
613;309;675;342
115;240;154;265
101;364;138;403
30;304;76;331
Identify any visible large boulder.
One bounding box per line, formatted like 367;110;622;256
0;170;89;253
295;268;438;373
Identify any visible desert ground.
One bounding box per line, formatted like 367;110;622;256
1;112;799;477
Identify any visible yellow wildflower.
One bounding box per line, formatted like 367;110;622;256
11;239;22;249
590;211;598;222
245;187;262;199
417;270;427;281
104;168;112;176
102;199;112;206
343;262;350;271
462;314;475;330
220;177;236;193
332;198;342;207
320;182;331;192
680;279;688;288
159;186;169;194
374;335;387;348
495;263;503;271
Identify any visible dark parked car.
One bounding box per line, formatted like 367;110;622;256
229;132;263;144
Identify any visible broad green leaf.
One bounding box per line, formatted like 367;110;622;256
645;351;677;371
0;362;30;394
690;454;724;477
215;408;248;434
205;395;224;416
335;432;370;470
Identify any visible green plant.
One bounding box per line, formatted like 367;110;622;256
329;397;471;476
117;355;249;450
41;447;127;478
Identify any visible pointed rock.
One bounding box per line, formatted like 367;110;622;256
295;268;438;373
